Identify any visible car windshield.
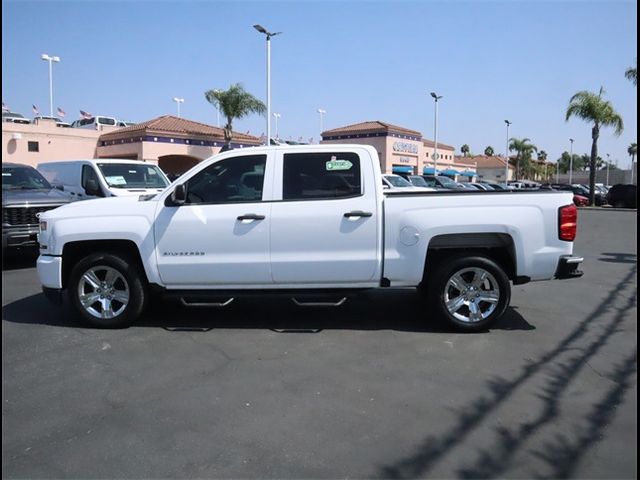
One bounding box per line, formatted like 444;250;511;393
2;166;52;190
385;175;412;187
408;176;429;187
437;176;456;186
97;163;169;189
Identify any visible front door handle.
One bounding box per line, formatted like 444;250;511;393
237;213;266;221
344;210;373;218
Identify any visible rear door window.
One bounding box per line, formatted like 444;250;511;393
282;152;361;200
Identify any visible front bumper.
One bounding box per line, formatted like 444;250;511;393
2;226;39;248
37;254;63;289
555;255;584;280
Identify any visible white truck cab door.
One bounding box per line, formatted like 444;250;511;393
269;149;381;285
154;153;274;287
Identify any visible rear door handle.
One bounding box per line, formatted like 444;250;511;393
237;213;266;221
344;210;373;218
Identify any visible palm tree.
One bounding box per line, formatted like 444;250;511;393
484;146;494;156
461;144;470;157
565;87;624;205
204;83;266;149
625;61;637;86
628;142;637;164
509;137;537;180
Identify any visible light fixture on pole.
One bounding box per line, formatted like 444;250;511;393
273;113;281;139
41;53;60;118
430;92;443;173
173;97;184;117
254;24;282;145
317;108;326;137
568;138;574;184
504;120;512;184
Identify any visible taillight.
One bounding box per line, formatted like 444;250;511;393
559;204;578;241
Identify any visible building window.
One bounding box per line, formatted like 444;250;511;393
27;141;39;152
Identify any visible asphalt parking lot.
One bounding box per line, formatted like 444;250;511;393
2;209;637;479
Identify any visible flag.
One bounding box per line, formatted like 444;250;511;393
80;110;92;119
2;101;8;112
57;107;66;118
32;105;39;115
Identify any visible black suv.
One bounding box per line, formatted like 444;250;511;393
606;184;637;209
2;163;71;249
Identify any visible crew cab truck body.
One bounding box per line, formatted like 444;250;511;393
37;145;583;331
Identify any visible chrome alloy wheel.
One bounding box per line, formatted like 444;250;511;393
77;266;130;319
443;267;500;323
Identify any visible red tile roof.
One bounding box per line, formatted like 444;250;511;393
99;115;261;144
322;120;422;138
469;155;515;169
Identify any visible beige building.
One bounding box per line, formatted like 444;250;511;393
470;155;516;182
320;121;477;180
2;115;261;175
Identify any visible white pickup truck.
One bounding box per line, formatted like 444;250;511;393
36;145;583;331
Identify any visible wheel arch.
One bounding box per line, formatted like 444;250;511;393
61;239;149;289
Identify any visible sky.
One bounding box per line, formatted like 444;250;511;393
2;0;637;167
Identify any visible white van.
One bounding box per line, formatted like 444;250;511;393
37;159;170;201
72;116;117;129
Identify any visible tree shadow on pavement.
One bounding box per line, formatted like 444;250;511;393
375;263;637;479
599;252;637;264
2;289;534;334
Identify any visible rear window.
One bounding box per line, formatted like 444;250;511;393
283;152;361;200
97;117;116;126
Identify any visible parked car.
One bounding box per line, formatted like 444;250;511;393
606;184;637;209
33;116;71;127
2;111;30;124
421;175;465;190
573;184;606;206
71;116;117;129
2;163;71;249
38;159;170;201
117;121;137;127
398;174;435;189
37;145;583;331
573;194;589;207
479;181;507;191
382;174;433;192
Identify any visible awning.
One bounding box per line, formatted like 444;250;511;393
392;165;414;174
441;169;460;176
423;167;440;175
460;171;477;177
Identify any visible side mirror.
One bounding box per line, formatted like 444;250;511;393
84;178;103;197
52;184;64;191
170;183;187;205
382;184;390;190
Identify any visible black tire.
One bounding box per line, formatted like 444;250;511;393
428;254;511;332
68;252;147;328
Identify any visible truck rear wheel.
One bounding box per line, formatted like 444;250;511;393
430;255;510;332
68;252;147;328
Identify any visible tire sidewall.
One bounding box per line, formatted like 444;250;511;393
431;255;511;332
68;252;146;328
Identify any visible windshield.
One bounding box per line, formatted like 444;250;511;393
437;176;456;186
408;176;429;187
97;163;169;189
2;166;52;190
385;175;412;187
2;112;24;119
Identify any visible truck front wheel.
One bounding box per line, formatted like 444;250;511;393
430;255;511;332
68;252;147;328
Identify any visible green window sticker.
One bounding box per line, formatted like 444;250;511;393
326;157;353;171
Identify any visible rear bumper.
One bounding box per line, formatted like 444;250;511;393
554;255;584;280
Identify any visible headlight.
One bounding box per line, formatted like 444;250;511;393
39;220;47;232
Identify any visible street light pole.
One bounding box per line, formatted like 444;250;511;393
317;108;326;138
430;92;443;173
504;120;512;184
606;153;610;185
254;24;281;145
173;97;184;117
41;54;60;118
273;113;281;139
569;138;574;184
